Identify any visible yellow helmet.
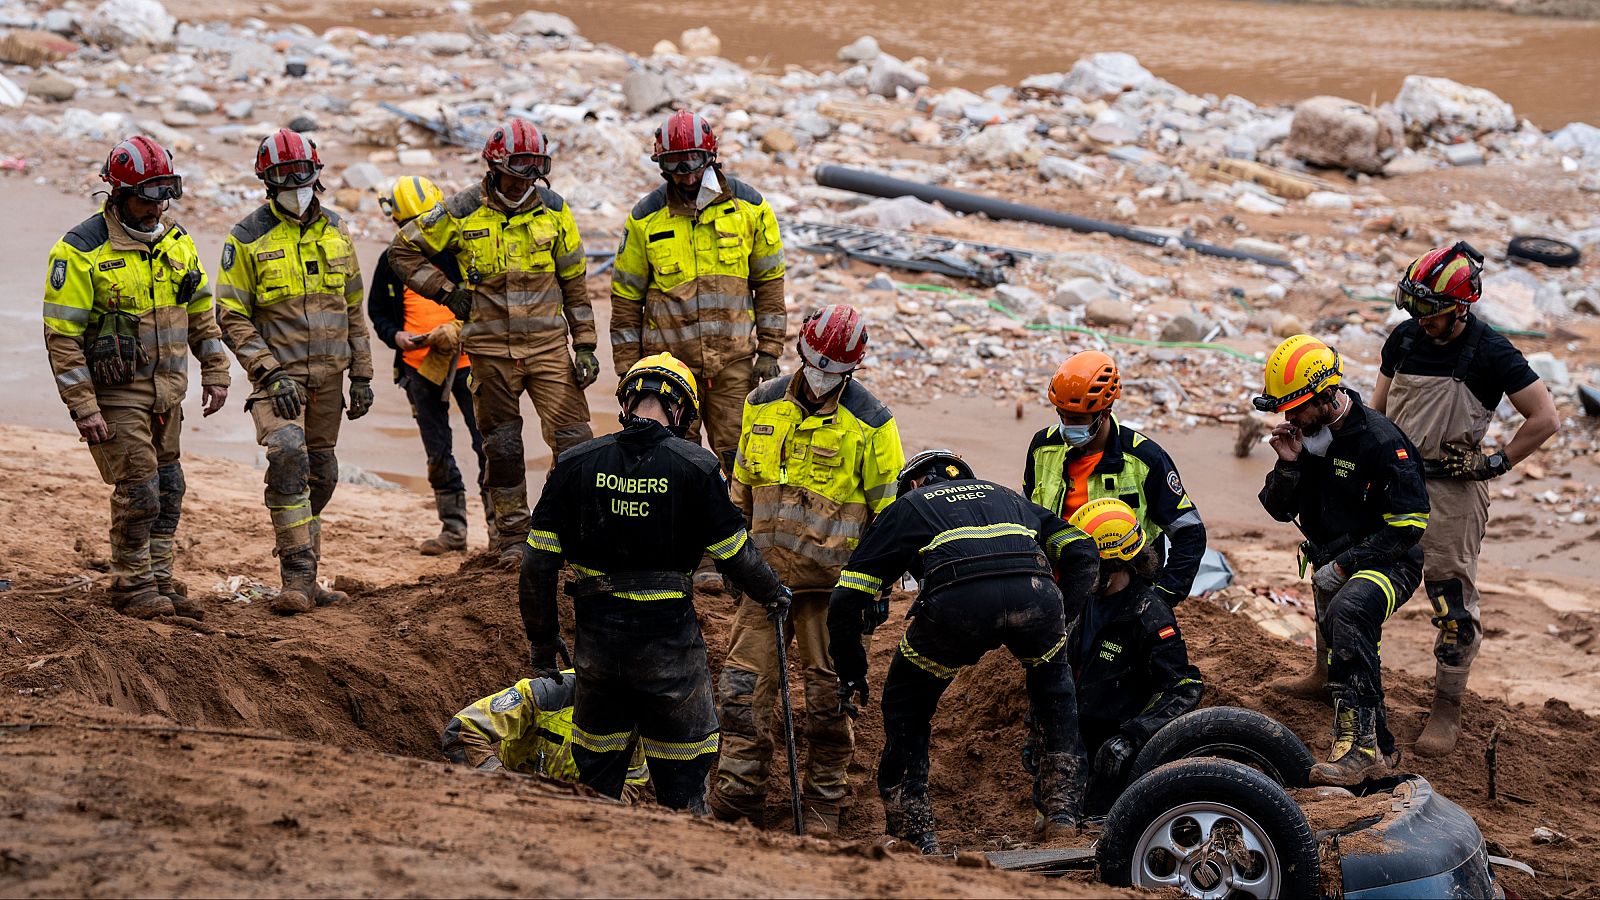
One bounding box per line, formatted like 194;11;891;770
1069;498;1146;562
618;352;699;425
380;175;443;224
1253;334;1342;413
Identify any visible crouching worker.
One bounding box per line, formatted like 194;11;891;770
442;674;649;801
1061;498;1203;814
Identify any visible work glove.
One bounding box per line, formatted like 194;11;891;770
425;320;461;351
573;344;600;389
1312;560;1347;596
862;594;890;634
346;377;374;420
1093;735;1137;783
443;285;475;321
763;584;794;623
263;368;306;420
837;675;870;720
753;351;781;382
1439;442;1510;481
530;640;564;684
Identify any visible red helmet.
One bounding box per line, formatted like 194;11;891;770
799;304;869;374
101;135;182;201
1395;241;1483;318
255;128;322;189
482;118;550;178
652;110;717;174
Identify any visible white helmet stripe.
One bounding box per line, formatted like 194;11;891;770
120;140;148;176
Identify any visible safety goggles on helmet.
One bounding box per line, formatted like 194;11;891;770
1394;240;1483;318
658;150;712;175
128;174;183;202
500;153;551;179
262;159;319;189
1252;353;1340;414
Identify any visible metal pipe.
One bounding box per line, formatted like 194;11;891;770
813;165;1293;269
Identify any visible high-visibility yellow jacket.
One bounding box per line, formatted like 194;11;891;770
609;174;785;378
441;676;648;788
389;177;591;360
42;205;229;419
731;375;904;591
215;202;373;390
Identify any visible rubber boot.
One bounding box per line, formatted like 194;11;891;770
1268;634;1329;702
271;548;318;615
112;586;174;620
708;786;765;826
1309;699;1390;787
883;785;939;854
309;519;348;607
1415;665;1468;757
420;490;468;555
804;804;841;836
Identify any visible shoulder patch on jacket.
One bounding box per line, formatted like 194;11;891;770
49;258;67;289
631;185;669;220
446;186;485;219
728;177;764;206
221;243;236;271
660;437;723;474
840;381;893;428
749;374;790;405
62;214;110;253
230;204;280;245
488;688;523;713
537;186;566;213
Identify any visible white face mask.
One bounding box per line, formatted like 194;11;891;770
694;166;722;212
802;366;844;397
494;182;536;210
276;186;316;217
123;219;166;243
1301;426;1334;457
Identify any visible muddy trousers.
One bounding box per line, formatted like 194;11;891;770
682;357;753;473
1315;546;1422;757
877;575;1086;839
1421;478;1488;685
87;405;184;598
469;352;594;549
250;376;345;560
715;591;855;812
570;597;719;812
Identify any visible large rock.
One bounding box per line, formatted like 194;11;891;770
0;30;79;67
509;11;579;37
759;127;797;154
1551;122;1600;161
1061;52;1153;101
1392;75;1515;143
1284;95;1402;174
962;122;1035;167
84;0;174;48
341;163;384;190
173;85;217;114
840;196;952;230
415;31;473;56
679;26;720;58
1159;313;1209;344
28;73;78;103
1052;277;1113;308
867;54;927;99
1084;297;1137;328
1476;268;1543;332
621;69;678;113
837;35;880;62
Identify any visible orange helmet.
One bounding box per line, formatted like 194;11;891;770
1049;350;1122;413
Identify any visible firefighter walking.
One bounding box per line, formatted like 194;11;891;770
609;110;787;471
389;118;597;568
711;304;905;833
1255;335;1429;785
519;353;791;812
1373;243;1558;754
43;135;230;620
829;451;1098;853
216;128;374;615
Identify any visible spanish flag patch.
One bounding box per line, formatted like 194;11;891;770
1396;448;1409;460
1158;626;1177;640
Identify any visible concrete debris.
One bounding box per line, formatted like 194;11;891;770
1159;312;1210;344
865;273;897;292
1084;297;1137;327
867;54;927;99
173;86;218;115
622;69;680;113
679;27;720;58
397;148;435;167
27;73;78;103
839;196;952;230
1392;75;1517;143
1550;123;1600;161
1052;277;1112;309
83;0;174;48
1038;156;1103;185
341;163;384;191
760;127;798;154
1382;153;1436;177
415;31;473;56
1477;269;1545;332
1061;52;1153;101
837;35;880;63
0;29;78;67
1285;95;1402;174
1440;141;1485;168
0;73;25;108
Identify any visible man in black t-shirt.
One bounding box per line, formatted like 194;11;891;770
1374;242;1559;756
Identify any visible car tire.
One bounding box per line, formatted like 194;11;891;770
1098;758;1321;899
1130;706;1316;788
1508;235;1581;268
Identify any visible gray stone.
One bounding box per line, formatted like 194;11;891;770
340;162;384;190
1106;145;1154;164
759;127;797;154
173;85;216;114
223;99;253;120
1225;134;1257;160
622;69;676;114
1133;162;1172;185
993;284;1041;317
1440;142;1484;167
1476;269;1543;332
1159;313;1208;343
1084;297;1136;327
1393;75;1515;143
84;0;175;48
28;73;78;103
865;273;897;291
1053;277;1113;308
398;148;434;167
791;112;833;138
287;114;318;132
415;31;473;56
1551;122;1600;160
1061;52;1153;101
226;44;277;80
1524;352;1570;389
837;35;880;62
867;54;927;99
1285;95;1402;174
1039;156;1102;185
160;108;199;127
509;11;579;37
1234;237;1290;259
42;10;77;35
1381;153;1435;177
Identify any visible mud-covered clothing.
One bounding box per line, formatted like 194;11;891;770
367;248;465;381
1307;558;1419;759
1382;315;1538;674
441;675;648;789
1066;579;1203;810
521;417;785;809
1258;389;1430;575
43;206;228;419
1024;417;1206;603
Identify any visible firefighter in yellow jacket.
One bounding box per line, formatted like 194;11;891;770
711;305;905;833
43;136;230;620
442;673;649;800
215;129;374;615
610;110;786;472
389;118;596;568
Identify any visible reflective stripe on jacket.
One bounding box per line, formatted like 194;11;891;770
731;375;904;590
441;676;647;785
215;201;373;387
42;206;228;417
609;174;785;377
389;179;591;359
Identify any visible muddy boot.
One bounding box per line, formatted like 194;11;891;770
1033;813;1080;842
112;585;175;620
803;804;840;836
882;785;939;854
1268;637;1329;702
160;582;206;621
149;533;202;619
271;549;317;615
497;540;527;571
1309;700;1390;787
308;519;348;607
1415;665;1468;757
708;786;765;826
420;490;469;555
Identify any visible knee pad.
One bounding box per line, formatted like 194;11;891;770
482;423;524;487
263;426;309;495
717;668;758;736
115;474;162;524
153;462;186;534
1426;578;1479;665
307;450;338;513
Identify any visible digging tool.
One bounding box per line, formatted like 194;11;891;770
771;609;805;836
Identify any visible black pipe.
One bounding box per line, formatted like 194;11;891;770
813;165;1294;269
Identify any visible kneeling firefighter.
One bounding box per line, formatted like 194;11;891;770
518;353;791;812
828;450;1099;853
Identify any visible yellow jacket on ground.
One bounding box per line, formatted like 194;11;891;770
609;176;785;378
43;206;229;419
214;202;373;388
731;375;904;591
389;179;592;359
441;676;648;787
